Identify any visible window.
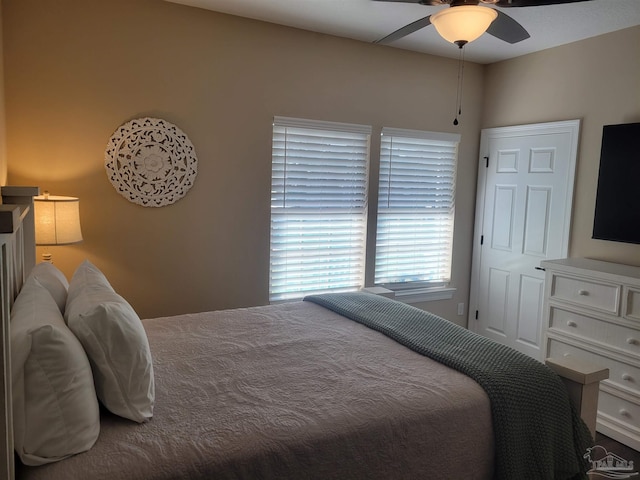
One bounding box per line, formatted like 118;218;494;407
375;128;460;289
269;118;459;303
269;117;371;302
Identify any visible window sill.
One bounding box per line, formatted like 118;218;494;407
361;286;456;304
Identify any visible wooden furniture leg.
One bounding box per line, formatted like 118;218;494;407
545;357;609;439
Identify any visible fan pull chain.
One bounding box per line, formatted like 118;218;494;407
453;42;466;126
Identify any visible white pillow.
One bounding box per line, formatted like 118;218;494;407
65;260;154;423
28;262;69;313
65;258;114;304
11;277;100;466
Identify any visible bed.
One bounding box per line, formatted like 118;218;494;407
0;187;599;480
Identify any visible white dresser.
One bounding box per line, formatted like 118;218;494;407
541;258;640;450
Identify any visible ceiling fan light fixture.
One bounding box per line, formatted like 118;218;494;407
430;6;498;45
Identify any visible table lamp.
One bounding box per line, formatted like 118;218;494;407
34;191;83;262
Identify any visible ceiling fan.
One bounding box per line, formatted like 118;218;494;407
374;0;593;47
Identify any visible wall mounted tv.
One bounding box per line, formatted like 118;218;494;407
592;122;640;245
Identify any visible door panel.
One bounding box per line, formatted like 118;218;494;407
487;268;509;336
492;185;516;250
469;120;580;360
516;274;544;347
523;186;551;256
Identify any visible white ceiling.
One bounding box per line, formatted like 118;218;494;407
165;0;640;64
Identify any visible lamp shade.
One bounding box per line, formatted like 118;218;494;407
430;6;498;45
34;194;83;245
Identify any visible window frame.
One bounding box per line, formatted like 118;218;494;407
373;127;461;297
269;116;372;302
268;118;460;304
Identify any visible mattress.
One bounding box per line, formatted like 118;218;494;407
17;301;494;480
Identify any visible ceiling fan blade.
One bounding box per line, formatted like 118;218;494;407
374;15;432;44
371;0;439;3
486;10;530;43
493;0;591;6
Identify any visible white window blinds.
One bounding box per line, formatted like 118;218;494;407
270;117;371;302
375;128;460;287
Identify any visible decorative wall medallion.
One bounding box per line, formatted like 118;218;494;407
105;117;198;207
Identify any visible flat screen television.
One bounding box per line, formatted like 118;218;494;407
592;122;640;244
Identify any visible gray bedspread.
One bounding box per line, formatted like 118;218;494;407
17;301;494;480
305;292;592;480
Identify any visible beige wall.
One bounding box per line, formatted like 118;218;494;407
483;26;640;266
2;0;484;322
0;0;6;185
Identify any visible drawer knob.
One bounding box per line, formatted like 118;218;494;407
566;321;577;328
627;338;639;346
619;409;631;417
621;373;634;382
563;353;571;358
577;289;589;296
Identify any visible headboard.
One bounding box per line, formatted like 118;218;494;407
0;186;39;480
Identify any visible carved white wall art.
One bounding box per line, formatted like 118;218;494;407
105;117;198;207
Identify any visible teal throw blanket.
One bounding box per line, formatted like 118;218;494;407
304;292;592;480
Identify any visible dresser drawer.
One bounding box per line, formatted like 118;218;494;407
550;274;620;314
598;390;640;435
624;287;640;322
547;340;640;393
548;307;640;357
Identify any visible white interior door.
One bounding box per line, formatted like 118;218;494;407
468;120;580;360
